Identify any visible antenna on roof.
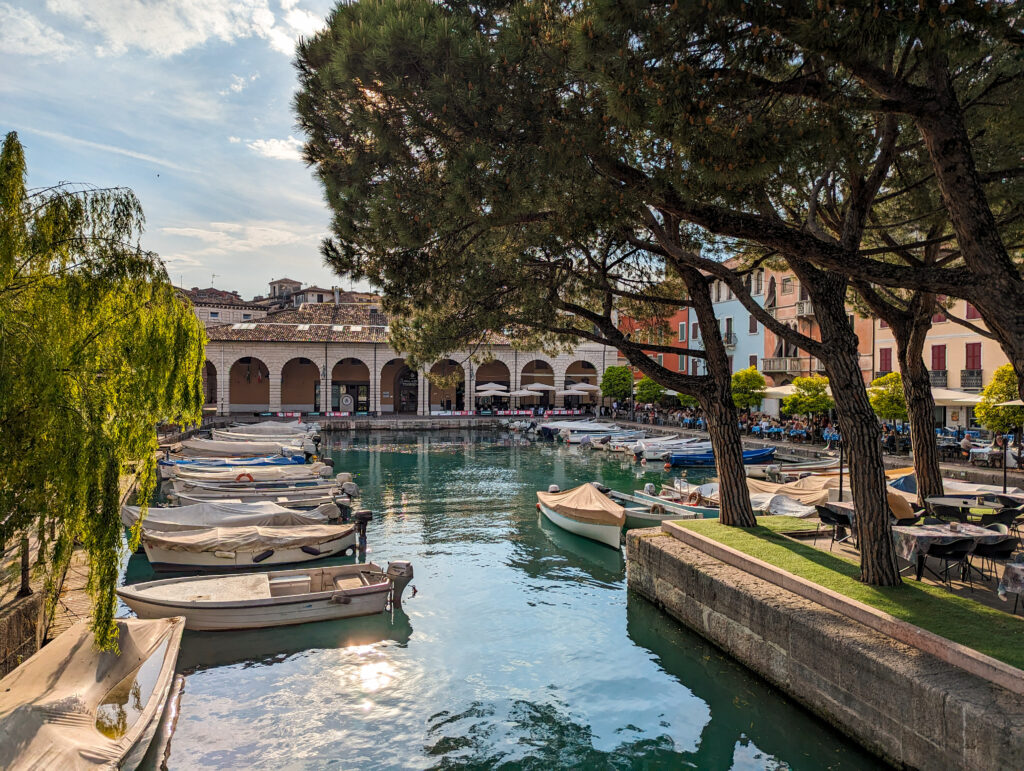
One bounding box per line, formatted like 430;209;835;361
211;273;218;287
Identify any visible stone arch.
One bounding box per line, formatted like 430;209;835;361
380;358;418;413
229;356;270;412
331;357;370;413
429;359;466;411
202;360;217;406
281;357;321;411
521;359;555;408
564;359;599;407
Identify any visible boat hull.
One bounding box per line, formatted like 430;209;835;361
538;502;621;549
120;588;388;631
142;531;356;572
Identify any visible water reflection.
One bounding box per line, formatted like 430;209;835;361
95;638;171;740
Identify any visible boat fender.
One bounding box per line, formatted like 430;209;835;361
650;503;666;516
214;550;235;559
548;484;560;493
235;472;255;483
253;549;275;563
664;463;672;470
686;491;701;505
330;592;352;605
301;545;322;556
536;503;541;510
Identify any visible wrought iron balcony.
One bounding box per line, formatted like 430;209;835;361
762;357;803;373
929;370;948;388
722;332;737;348
795;300;815;317
961;369;983;390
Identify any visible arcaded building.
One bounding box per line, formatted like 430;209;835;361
201;302;614;416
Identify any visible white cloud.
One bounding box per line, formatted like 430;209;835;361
43;0;322;58
162;219;320;256
284;7;322;38
220;71;260;95
26;126;196;172
228;135;242;143
246;135;304;161
0;3;76;60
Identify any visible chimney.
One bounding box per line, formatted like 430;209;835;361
333;286;341;304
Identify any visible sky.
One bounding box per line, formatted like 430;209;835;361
0;0;359;298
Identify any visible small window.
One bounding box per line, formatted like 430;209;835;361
966;303;981;320
931;344;946;371
317;294;324;303
932;296;948;323
297;324;310;331
678;356;686;372
348;325;363;332
879;318;888;328
727;356;734;373
965;342;982;370
692;322;700;339
656;354;663;367
209;311;220;319
752;270;763;296
678;321;687;341
749;354;757;368
242;313;252;320
781;277;794;294
231;323;256;330
879;347;892;372
332;325;345;332
690;358;699;376
748;315;757;334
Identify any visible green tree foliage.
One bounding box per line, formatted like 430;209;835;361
0;132;205;649
730;367;766;411
677;394;699;409
975;365;1024;435
868;373;908;422
635;376;664;404
782;377;834;417
599;366;632;402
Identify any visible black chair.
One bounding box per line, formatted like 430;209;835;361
814;506;855;551
923;538;975;590
979;509;1021;529
970;536;1020;582
928;503;968;523
891;509;924;526
923;516;945;525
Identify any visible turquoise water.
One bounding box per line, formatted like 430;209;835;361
126;430;882;770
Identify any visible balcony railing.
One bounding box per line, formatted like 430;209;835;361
961;369;983;390
722;332;737;348
795;300;815;317
929;370;948;388
811;358;827;372
765;307;778;319
763;357;803;373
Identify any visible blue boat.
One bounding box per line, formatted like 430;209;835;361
667;447;776;468
158;454;307;469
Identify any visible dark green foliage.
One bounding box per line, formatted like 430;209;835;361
599;366;632;402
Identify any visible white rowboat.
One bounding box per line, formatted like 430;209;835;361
121;501;338;532
536;484;625;549
179;438;311;457
118;562;414;631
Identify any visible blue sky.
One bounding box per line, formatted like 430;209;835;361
0;0;355;298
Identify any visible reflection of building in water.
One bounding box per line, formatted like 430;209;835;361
201;284;614;416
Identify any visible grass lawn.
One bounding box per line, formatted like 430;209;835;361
673;517;1024;670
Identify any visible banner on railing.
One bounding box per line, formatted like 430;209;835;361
495;410;533;416
430;410;476;416
544;409;583;416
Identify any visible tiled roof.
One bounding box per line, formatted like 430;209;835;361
182;287;262;309
206;303;390;343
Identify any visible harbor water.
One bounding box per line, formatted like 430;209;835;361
125;430;882;769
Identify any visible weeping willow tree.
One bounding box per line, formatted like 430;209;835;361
0;131;205;650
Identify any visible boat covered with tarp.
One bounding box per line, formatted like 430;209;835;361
0;617;185;770
179;437;312;457
536;483;625;548
171;461;332;483
121;500;339;532
158;453;307;479
667;447;776;467
228;420;318;435
141;523;356;571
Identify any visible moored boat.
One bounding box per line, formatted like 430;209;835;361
158;453;307;480
211;428;320;444
0;617;185;770
227;420;318;435
170;489;343;509
667;446;776;467
536;483;625;549
171;461;332;483
180;437;313;457
118;562;413;631
169;477;341;499
140;523;357;571
745;457;841;480
604;487;700;528
121;500;339;532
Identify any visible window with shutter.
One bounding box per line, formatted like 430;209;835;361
931;345;946;371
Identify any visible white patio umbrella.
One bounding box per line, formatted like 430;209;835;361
997;399;1024;407
571;383;600;391
525;383;556;391
476;382;508;391
556;389;589;396
475;389;507;397
508;389;537;397
764;383;833;399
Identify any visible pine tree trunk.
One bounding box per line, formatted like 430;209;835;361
699;387;756;527
897;345;944;505
827;349;902;585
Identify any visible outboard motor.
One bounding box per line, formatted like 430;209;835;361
387;561;414;606
643;482;656;496
341;481;361;499
548;484;561;493
580;435;591;446
591;482;611;494
353;509;373;549
318;457;335;476
332;499;353;523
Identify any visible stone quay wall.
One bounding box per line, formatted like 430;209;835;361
626;529;1024;770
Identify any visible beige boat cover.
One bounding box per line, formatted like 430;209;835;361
180;438;302;456
0;617;184;770
173;462;328;482
746;476;837;505
142;523;354;553
227;420;313;434
122;501;336;531
537;484;625;526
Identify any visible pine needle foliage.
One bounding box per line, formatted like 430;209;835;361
0;132;205;650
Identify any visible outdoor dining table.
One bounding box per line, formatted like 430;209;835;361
998;562;1024;611
891;523;1007;581
924;495;1005;512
